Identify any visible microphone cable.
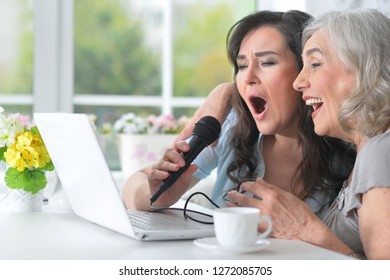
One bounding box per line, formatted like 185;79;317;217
149;191;219;225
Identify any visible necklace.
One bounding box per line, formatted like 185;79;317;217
338;178;351;210
342;179;350;188
343;172;353;188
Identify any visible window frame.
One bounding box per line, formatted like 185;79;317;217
33;0;73;113
33;0;212;115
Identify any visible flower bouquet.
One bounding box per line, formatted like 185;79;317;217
113;112;189;135
113;113;189;176
0;107;54;211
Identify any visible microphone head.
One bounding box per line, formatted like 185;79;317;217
192;116;221;145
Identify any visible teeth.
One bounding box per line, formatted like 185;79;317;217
306;98;323;106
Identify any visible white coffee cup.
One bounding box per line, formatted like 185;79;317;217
213;207;272;250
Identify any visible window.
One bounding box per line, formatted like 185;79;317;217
1;0;255;169
71;0;256;169
0;0;33;115
72;0;256;126
2;1;390;120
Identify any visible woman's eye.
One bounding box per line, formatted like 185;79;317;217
237;64;248;70
311;62;321;69
260;61;276;66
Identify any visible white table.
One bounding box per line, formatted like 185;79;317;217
0;204;351;260
0;169;351;260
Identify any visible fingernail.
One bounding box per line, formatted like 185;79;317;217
225;201;235;206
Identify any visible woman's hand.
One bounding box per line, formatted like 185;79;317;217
226;178;318;240
146;140;198;208
122;140;198;211
226;179;355;256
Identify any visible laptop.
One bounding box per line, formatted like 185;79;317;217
34;113;215;241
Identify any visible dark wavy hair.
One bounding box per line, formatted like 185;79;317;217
225;10;356;200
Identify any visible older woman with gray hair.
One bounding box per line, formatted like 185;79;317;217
227;8;390;259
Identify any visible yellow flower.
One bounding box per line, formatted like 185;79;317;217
21;147;39;169
4;147;27;172
29;135;49;168
15;132;33;151
35;144;51;168
3;131;50;172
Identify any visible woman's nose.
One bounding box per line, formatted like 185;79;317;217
243;64;260;85
293;70;308;92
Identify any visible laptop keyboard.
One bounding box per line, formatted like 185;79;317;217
127;210;201;230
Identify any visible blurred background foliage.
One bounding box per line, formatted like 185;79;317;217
0;0;254;119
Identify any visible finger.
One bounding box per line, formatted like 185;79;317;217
226;190;262;208
174;140;191;153
239;178;275;198
163;140;191;167
238;179;263;198
159;148;186;169
225;201;239;207
178;164;198;186
148;168;170;183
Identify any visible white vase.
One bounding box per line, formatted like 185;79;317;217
117;134;177;176
8;188;43;212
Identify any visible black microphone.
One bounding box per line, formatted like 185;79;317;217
150;115;221;204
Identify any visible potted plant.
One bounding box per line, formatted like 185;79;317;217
113;113;189;176
0;107;54;211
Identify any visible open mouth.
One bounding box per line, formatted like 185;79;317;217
306;97;323;112
250;96;267;114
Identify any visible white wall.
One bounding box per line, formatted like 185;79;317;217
257;0;390;17
306;0;390;17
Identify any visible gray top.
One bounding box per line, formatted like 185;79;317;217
323;130;390;259
193;110;338;219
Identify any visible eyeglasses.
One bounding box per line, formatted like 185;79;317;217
149;177;258;225
222;177;257;202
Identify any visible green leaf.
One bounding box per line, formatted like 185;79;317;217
5;168;47;194
41;160;55;172
29;126;40;135
0;146;6;161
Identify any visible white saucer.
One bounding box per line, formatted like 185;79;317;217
193;237;270;254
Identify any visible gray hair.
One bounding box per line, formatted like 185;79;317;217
302;8;390;138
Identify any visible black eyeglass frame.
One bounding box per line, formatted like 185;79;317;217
222;177;257;202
